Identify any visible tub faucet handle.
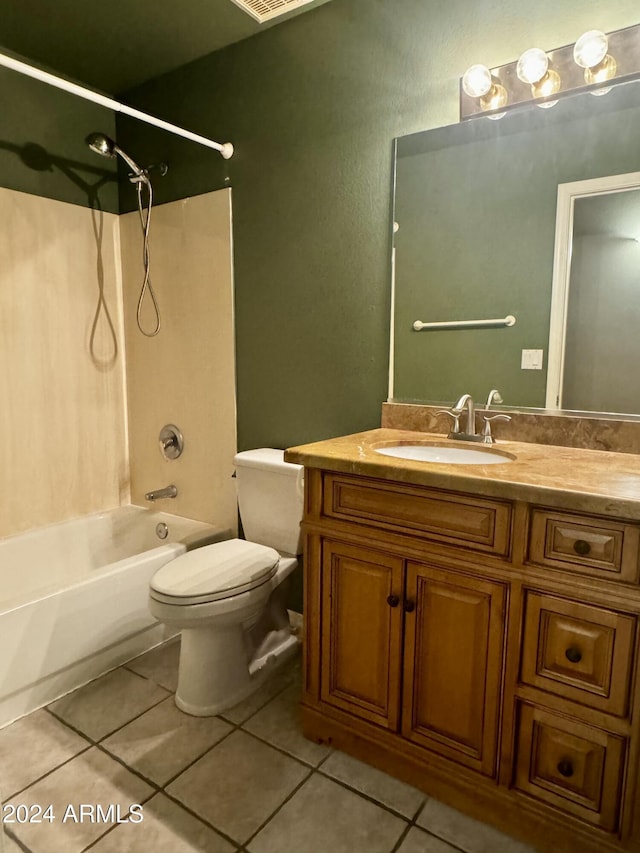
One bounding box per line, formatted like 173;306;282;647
159;425;184;460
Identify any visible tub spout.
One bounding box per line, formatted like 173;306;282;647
145;485;178;501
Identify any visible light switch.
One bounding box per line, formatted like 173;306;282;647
521;349;544;370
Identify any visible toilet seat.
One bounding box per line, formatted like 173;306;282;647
149;539;280;606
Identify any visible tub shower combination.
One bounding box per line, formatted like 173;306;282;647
0;507;223;728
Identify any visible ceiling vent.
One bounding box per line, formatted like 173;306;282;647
229;0;315;24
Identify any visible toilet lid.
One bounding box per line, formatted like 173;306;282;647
150;539;279;605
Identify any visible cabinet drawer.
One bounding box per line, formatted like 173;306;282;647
528;508;640;583
514;703;625;832
323;474;512;556
521;592;635;717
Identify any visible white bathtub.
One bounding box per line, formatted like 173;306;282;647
0;506;226;728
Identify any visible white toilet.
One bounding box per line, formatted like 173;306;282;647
148;448;304;716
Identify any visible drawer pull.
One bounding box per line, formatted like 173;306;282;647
387;594;400;608
557;759;574;778
404;599;416;613
565;647;583;664
573;539;591;556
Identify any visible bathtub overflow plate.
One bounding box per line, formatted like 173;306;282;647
156;523;169;540
159;424;184;460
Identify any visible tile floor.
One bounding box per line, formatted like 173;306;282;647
0;639;537;853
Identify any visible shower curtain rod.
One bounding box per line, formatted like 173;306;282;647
0;51;234;159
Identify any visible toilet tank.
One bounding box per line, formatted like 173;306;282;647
234;449;304;555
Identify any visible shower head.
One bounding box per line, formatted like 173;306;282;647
86;132;145;177
86;132;115;158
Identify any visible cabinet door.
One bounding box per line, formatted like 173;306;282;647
320;539;404;730
402;562;506;776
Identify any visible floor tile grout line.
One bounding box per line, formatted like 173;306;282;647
233;727;320;772
240;766;315;849
389;821;413;853
161;698;316;790
313;765;422;823
160;788;248;849
418;830;470;853
156;722;240;789
313;748;334;770
93;741;166;793
3;826;33;853
45;705;100;743
46;686;172;746
77;791;158;853
219;676;299;727
4;741;93;802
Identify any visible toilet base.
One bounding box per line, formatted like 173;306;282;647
174;624;299;717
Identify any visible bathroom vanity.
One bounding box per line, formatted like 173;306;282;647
285;428;640;853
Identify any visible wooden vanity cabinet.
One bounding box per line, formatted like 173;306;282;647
300;468;640;853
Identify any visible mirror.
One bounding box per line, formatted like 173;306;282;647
391;81;640;415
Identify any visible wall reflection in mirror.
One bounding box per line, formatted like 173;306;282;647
391;81;640;417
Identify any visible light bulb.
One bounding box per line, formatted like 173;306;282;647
574;30;609;69
584;53;617;84
517;48;549;85
480;82;508;112
531;68;561;98
462;64;493;98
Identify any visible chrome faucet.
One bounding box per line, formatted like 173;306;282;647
437;391;511;444
145;484;178;501
436;393;478;441
453;394;477;436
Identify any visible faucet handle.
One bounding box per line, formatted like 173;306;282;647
481;414;511;444
435;409;461;435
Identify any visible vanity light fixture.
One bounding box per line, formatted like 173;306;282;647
460;21;640;120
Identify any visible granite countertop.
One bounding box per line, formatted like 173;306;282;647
285;428;640;520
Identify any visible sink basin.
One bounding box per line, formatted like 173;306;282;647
373;442;515;465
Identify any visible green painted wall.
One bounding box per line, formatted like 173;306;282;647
0;67;118;212
117;0;640;450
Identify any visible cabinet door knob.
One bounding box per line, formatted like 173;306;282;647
565;646;582;664
573;539;591;556
557;759;574;778
387;594;400;608
404;599;416;613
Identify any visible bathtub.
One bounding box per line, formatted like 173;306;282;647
0;506;227;728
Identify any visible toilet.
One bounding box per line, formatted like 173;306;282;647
148;448;304;716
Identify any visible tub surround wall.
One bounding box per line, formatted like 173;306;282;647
120;189;238;533
1;187;127;540
382;402;640;456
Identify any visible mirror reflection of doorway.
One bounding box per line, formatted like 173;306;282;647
563;190;640;413
546;174;640;414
